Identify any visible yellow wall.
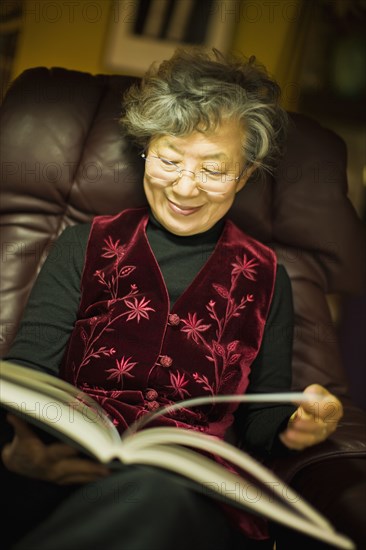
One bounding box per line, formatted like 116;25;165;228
12;0;114;80
12;0;302;109
232;0;304;110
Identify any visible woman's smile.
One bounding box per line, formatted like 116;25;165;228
167;199;203;216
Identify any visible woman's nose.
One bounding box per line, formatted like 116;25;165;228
171;171;200;196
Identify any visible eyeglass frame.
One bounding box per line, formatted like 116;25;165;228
140;152;247;196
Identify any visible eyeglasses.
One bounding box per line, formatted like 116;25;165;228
141;153;244;195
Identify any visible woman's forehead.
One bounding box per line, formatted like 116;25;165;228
149;120;244;159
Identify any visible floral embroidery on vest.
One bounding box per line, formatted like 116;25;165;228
71;234;155;385
106;356;138;388
179;254;259;396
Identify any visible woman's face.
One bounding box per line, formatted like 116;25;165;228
143;118;254;236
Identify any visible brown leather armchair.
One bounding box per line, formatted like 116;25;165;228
1;67;365;548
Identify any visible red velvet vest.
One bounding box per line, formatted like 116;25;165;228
61;207;276;436
60;207;277;539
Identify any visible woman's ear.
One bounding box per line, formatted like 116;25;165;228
235;163;258;193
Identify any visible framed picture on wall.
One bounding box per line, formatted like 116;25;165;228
104;0;238;75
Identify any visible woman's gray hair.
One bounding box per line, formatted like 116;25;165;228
120;47;288;176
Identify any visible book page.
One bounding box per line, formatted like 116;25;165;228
120;426;329;529
0;360;110;413
116;432;354;550
124;391;326;435
0;362;121;463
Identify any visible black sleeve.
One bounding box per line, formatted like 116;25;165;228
3;224;90;375
233;264;297;455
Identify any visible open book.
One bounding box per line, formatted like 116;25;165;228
0;360;354;549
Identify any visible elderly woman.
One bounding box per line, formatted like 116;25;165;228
2;48;342;550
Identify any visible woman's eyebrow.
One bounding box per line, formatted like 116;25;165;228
201;153;229;162
157;140;184;155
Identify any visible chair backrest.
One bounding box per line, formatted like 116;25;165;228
1;67;365;399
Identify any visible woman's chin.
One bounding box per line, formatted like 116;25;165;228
153;205;210;236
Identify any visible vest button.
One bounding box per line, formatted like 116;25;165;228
168;313;180;326
147;400;159;411
159;355;172;368
145;389;158;401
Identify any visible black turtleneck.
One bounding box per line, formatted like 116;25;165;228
147;212;225;306
4;214;296;455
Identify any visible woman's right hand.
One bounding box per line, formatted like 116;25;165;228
1;414;111;485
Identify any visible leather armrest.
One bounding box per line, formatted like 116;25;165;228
265;405;366;548
267;404;366;482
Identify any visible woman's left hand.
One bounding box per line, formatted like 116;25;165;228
279;384;343;451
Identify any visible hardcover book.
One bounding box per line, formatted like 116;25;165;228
0;360;354;549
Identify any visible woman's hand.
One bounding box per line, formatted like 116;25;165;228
279;384;343;451
1;414;111;485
